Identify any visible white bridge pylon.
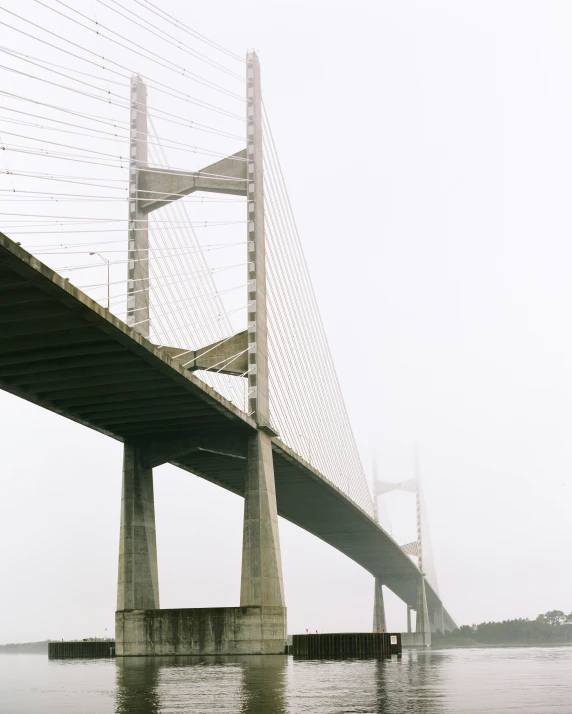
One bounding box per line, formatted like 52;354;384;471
122;55;376;517
372;452;446;643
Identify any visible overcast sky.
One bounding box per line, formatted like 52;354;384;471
1;0;572;642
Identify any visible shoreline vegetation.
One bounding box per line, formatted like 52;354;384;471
433;610;572;648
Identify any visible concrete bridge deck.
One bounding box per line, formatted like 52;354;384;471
0;232;454;630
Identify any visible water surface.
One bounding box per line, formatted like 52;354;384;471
1;646;571;713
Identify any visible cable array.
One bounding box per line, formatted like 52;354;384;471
418;478;440;595
262;105;374;516
0;0;375;516
144;118;247;410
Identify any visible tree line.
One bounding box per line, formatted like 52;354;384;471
434;610;572;646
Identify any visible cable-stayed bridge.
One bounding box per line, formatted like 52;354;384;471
0;0;455;654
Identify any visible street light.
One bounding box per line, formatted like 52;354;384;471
90;252;110;309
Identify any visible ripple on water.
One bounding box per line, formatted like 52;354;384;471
1;646;572;713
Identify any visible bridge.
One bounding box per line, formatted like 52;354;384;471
0;3;455;655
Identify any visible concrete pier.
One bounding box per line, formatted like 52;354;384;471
401;632;429;648
241;432;285;609
117;441;159;611
372;578;387;632
415;576;431;647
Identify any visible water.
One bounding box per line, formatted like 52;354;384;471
1;647;572;713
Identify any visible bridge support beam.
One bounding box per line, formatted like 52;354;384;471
372;578;387;632
117;441;160;611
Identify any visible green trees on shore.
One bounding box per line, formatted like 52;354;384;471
434;610;572;646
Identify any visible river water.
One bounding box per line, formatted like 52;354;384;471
1;646;571;713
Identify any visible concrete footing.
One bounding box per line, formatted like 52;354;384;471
401;632;431;648
115;606;287;656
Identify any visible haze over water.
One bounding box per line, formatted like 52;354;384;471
2;647;572;714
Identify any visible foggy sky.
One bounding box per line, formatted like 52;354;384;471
1;0;572;642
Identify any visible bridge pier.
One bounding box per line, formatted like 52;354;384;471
117;441;160;611
114;430;286;656
415;576;431;646
430;602;445;634
372;578;387;632
241;431;285;608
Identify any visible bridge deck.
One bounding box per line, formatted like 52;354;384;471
0;232;453;626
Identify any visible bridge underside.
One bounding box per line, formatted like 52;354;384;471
0;233;454;630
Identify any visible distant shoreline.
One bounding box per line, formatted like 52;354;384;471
0;641;48;654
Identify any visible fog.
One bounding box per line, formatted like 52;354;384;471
1;0;572;643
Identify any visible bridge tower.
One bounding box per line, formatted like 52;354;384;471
115;52;286;655
373;452;435;646
239;51;285;613
371;458;387;633
116;75;159;614
414;451;431;646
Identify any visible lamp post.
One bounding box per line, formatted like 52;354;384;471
90;252;110;310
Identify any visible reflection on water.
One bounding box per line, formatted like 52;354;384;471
114;652;444;714
2;646;572;713
116;657;161;714
241;655;288;714
374;653;445;714
115;655;289;714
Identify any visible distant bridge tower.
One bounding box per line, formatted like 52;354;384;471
371;457;387;633
413;450;431;647
373;449;434;646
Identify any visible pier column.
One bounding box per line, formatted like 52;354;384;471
429;602;446;634
372;578;387;632
415;576;431;646
240;431;285;607
117;441;160;611
407;605;412;633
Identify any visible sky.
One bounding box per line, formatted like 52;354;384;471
1;0;572;642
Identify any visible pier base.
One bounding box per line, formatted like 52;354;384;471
401;632;431;648
115;606;287;656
